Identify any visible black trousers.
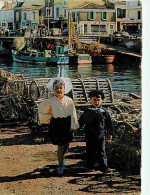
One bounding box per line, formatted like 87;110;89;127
86;133;107;170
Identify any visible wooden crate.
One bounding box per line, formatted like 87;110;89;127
71;78;114;106
25;77;114;106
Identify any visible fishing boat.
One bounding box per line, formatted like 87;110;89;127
90;44;115;64
78;54;92;64
12;45;70;65
91;52;115;64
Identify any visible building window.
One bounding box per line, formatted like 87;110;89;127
91;25;106;33
2;23;6;26
33;12;36;20
77;12;80;21
103;12;107;20
88;11;95;20
72;12;75;22
110;25;113;29
56;8;59;18
100;25;106;32
138;0;141;6
64;0;68;5
33;24;36;29
110;24;114;34
64;8;67;17
46;7;52;17
90;12;94;19
24;13;27;20
16;12;19;21
39;10;42;16
91;25;99;33
117;8;126;18
138;11;141;19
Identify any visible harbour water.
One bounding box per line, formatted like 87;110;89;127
0;59;141;94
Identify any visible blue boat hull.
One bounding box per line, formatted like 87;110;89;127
12;50;69;65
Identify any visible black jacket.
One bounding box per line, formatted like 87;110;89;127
79;105;113;138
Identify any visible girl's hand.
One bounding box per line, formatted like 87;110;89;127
109;135;112;141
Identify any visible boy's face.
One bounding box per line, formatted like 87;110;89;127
90;96;103;107
53;83;65;99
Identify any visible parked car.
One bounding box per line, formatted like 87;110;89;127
121;31;130;38
110;31;122;45
51;28;60;36
9;29;22;36
0;28;4;35
9;30;16;35
111;31;121;38
131;30;142;38
62;29;68;36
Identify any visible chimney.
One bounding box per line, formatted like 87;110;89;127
4;2;9;8
12;2;17;8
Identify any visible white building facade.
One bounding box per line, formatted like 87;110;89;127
21;6;44;31
0;9;14;31
115;0;142;33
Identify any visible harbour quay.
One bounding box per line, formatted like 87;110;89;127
0;35;142;67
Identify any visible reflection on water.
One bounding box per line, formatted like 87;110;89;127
107;64;115;82
0;61;141;94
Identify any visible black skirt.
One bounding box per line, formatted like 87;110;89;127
48;116;73;146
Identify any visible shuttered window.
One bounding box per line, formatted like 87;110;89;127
109;25;114;34
64;9;67;17
87;11;96;20
24;13;27;20
138;11;141;19
101;12;108;20
56;8;59;18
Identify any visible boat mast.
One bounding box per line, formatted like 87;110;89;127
98;7;100;44
30;20;32;50
68;11;71;45
48;0;49;34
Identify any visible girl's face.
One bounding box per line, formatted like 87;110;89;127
53;83;65;99
90;96;103;107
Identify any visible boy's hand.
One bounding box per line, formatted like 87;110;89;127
71;129;77;136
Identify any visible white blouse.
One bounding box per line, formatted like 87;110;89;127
38;95;79;130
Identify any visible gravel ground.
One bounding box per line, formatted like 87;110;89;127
0;124;141;195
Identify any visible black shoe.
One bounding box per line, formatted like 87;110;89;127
86;162;94;170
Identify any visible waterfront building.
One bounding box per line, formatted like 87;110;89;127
44;0;55;29
21;5;45;32
13;1;25;30
0;1;16;31
114;0;142;33
52;0;107;30
13;0;45;35
69;2;116;36
53;0;67;29
0;0;142;37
